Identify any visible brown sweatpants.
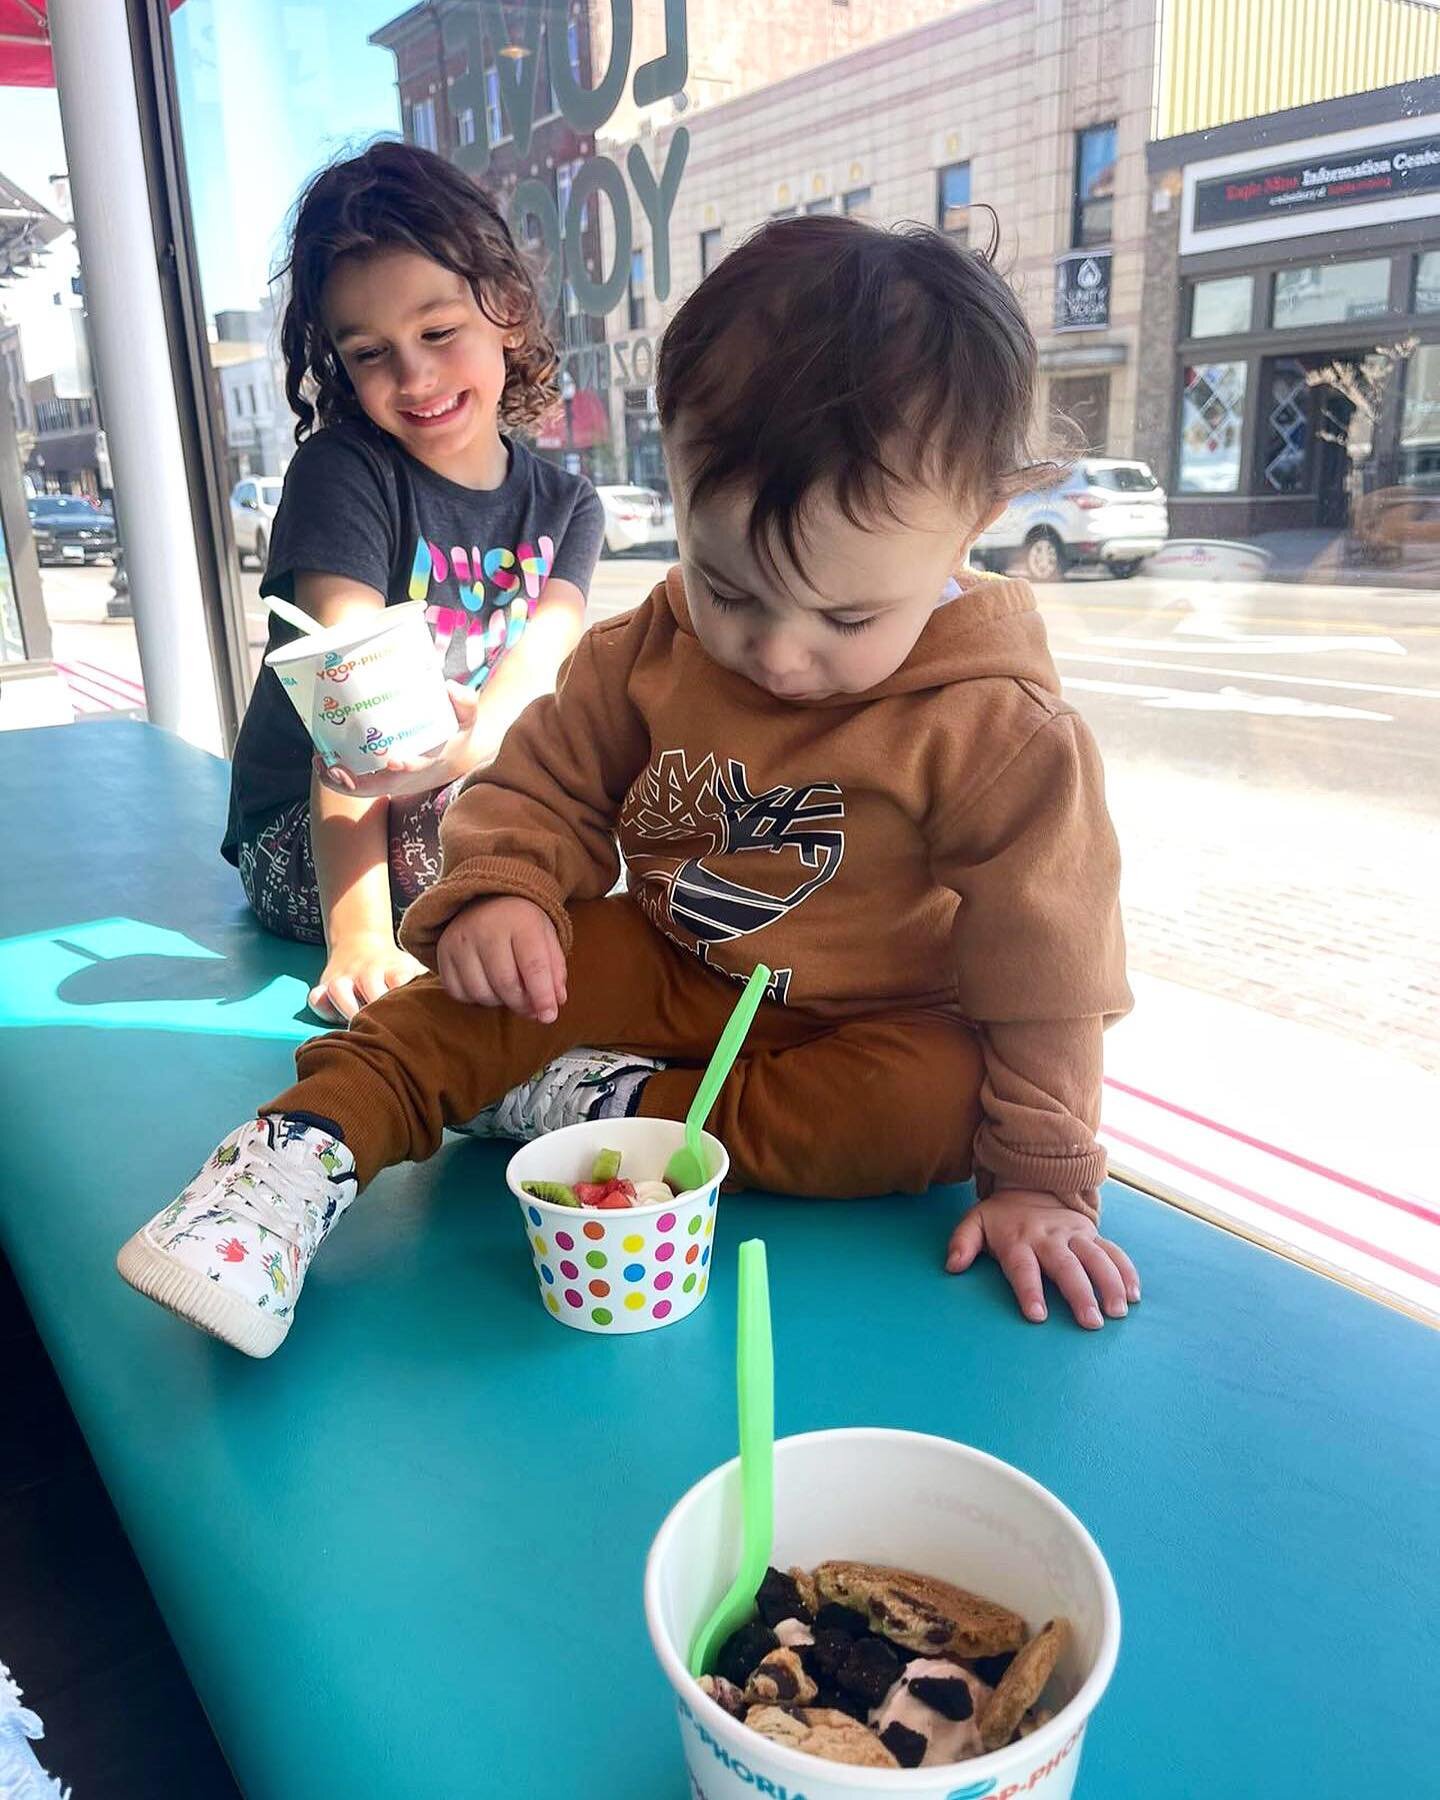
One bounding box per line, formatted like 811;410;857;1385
265;897;984;1197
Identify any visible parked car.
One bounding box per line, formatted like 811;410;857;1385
230;476;284;569
596;485;675;556
26;494;119;566
974;458;1169;581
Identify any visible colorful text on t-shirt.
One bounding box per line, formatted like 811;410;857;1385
408;533;556;689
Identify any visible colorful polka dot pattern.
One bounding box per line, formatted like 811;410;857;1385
519;1181;721;1332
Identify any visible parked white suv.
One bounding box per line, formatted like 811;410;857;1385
974;458;1168;581
230;477;284;570
596;485;675;556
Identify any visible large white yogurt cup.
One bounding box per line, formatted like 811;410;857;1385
264;601;455;776
506;1116;728;1336
646;1429;1120;1800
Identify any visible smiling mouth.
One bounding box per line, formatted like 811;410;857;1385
399;391;469;426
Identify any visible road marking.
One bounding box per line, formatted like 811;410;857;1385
1054;650;1440;702
1099;631;1405;657
1063;676;1391;722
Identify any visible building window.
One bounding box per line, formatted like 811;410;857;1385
628;248;646;331
567;18;583;81
411;96;438;152
804;196;836;214
841;187;872;218
457;107;477;147
1190;275;1253;339
936;162;970;239
1073;123;1116;248
771;207;796;220
1177;360;1247;493
1399;342;1440;484
1259;356;1312;493
699;228;722;277
484;66;505;145
1271;258;1391;330
1414;251;1440;313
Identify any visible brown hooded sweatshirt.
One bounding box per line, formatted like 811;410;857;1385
401;569;1131;1207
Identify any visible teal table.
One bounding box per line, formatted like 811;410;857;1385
2;722;1436;1794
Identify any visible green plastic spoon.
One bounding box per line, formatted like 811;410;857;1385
664;963;771;1195
689;1237;774;1679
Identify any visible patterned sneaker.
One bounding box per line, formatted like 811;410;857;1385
116;1117;357;1359
459;1048;662;1142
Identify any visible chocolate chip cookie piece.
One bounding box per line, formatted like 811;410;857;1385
800;1719;901;1769
814;1562;1027;1660
743;1647;819;1708
744;1705;810;1752
979;1618;1070;1752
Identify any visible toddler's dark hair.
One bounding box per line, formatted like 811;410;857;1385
278;139;557;442
657;214;1054;572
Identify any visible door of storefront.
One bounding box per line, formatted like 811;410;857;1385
1256;352;1360;530
1050;373;1110;454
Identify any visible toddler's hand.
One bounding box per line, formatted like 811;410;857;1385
945;1188;1140;1329
436;895;568;1022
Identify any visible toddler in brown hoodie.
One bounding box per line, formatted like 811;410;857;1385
118;215;1138;1357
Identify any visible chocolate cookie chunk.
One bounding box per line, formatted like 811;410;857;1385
814;1561;1027;1660
834;1636;902;1707
879;1720;928;1768
715;1620;779;1689
756;1566;815;1629
979;1618;1069;1752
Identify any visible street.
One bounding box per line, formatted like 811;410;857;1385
38;555;1440;1079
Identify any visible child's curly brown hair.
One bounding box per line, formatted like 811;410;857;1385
277;138;557;442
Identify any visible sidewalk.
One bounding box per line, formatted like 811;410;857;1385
1254;526;1440;591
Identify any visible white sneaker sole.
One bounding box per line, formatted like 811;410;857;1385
116;1232;291;1359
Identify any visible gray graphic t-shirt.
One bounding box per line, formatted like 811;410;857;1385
223;421;604;859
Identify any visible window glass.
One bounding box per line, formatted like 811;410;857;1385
804;196;836;214
1271;258;1391;329
1074;121;1116;246
1177;361;1247;492
115;0;1440;1314
1415;250;1440;314
1191;275;1253;338
937;161;970;238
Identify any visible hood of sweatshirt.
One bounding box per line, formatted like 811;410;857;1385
662;566;1062;706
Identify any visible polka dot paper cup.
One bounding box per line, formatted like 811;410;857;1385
505;1117;727;1335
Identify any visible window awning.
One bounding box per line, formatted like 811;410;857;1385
0;1;185;89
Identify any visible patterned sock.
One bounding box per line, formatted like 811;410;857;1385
281;1109;346;1142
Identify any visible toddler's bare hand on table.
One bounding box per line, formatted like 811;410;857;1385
436;895;568;1023
945;1187;1141;1328
308;932;427;1023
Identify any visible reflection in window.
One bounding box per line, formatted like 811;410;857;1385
1191;275;1253;339
1272;258;1390;329
628;248;645;331
411;96;438;152
457;107;476;148
1178;361;1247;493
804;196;836;214
1400;343;1440;487
1260;358;1310;493
1416;251;1440;314
771;207;796;220
937;162;970;240
485;66;504;146
699;228;722;276
842;187;872;218
1073;122;1116;247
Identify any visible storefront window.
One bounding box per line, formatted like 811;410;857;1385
1416;250;1440;313
1177;360;1247;492
1190;275;1253;338
1073;122;1116;247
937;162;970;239
1271;258;1391;329
841;187;872;218
698;228;722;276
1399;342;1440;485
